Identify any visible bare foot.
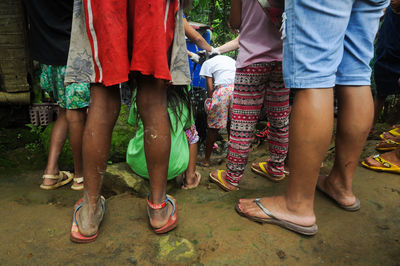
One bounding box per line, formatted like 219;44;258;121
363;150;400;168
182;171;201;189
76;196;105;236
317;175;357;207
237;196;316;226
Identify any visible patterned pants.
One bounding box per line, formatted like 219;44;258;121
226;62;289;185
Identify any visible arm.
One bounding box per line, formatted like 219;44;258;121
184;18;213;52
206;77;214;98
215;36;239;54
229;0;242;30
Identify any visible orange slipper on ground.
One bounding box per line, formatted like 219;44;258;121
70;196;105;243
148;195;178;234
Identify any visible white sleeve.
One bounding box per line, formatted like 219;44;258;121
199;61;213;78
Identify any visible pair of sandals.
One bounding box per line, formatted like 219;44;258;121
209;161;286;192
40;171;84;191
235;175;360;236
70;194;178;243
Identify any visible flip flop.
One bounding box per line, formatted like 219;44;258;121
148;195;178;234
251;162;285;182
375;139;400;151
235;199;318;236
316;184;361;212
40;171;74;190
380;127;400;140
71;177;84;191
209;170;239;192
70;196;105;243
361;154;400;174
182;171;202;190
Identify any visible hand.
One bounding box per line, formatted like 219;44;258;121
210;47;220;55
189;52;200;63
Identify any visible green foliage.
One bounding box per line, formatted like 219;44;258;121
186;0;237;48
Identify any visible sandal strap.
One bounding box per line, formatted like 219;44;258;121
385;139;400;145
372;154;396;169
74;177;84;184
166;195;176;216
147;195;175;216
254;198;277;220
42;172;63;180
147;195;167;210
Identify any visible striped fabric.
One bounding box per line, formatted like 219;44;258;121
226;62;289;185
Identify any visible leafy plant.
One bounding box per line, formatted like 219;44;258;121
187;0;237;48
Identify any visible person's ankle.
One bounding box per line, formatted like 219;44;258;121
184;171;195;183
325;173;354;193
283;194;314;216
44;168;58;175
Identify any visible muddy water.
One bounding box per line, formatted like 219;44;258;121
0;140;399;265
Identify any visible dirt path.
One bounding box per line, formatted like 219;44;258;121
0;140;399;265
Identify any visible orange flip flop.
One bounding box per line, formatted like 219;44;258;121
70;196;105;243
148;195;178;234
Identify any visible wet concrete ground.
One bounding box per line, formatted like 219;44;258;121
0;140;399;265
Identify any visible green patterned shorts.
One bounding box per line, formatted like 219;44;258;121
40;64;90;109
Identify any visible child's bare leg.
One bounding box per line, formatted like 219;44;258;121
136;74;172;229
183;142;199;186
66;108;86;186
201;128;219;166
77;84;121;236
43;107;67;186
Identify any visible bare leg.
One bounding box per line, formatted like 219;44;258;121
237;89;334;226
318;86;374;206
136;75;172;229
370;95;386;134
201;128;219;166
66;108;87;186
182;142;200;188
77;84;121;236
42;107;68;186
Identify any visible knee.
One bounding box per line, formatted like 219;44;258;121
66;109;86;123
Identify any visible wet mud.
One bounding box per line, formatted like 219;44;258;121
0;139;399;265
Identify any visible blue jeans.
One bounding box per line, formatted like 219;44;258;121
283;0;389;88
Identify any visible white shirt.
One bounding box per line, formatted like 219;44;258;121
199;55;236;86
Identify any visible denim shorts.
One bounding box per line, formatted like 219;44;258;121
282;0;389;89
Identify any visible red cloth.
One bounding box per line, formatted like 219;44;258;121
84;0;178;86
